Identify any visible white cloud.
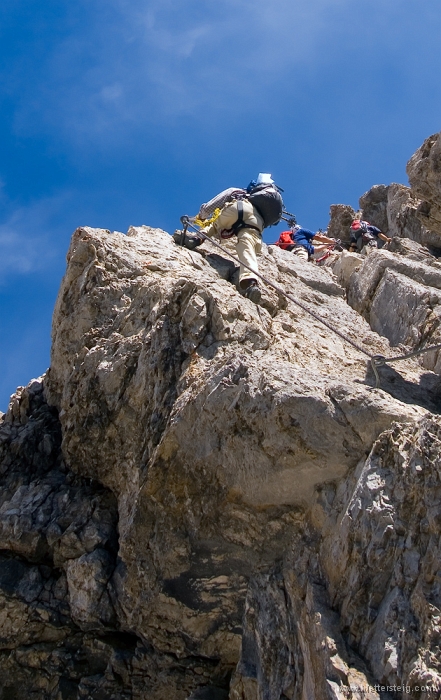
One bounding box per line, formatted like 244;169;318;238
6;0;436;148
7;0;355;140
100;83;124;102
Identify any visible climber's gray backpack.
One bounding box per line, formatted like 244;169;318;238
246;184;283;228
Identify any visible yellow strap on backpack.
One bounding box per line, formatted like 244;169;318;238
193;208;222;228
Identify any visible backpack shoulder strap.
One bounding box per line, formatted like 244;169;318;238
228;199;260;235
237;199;244;227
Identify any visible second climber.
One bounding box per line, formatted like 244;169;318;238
275;224;336;261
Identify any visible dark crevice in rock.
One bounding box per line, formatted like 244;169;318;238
204;252;238;282
362;364;441;414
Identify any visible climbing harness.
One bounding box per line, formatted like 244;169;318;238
178;216;441;389
315;239;343;265
226;199;262;237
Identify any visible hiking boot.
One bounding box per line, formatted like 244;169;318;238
243;281;262;304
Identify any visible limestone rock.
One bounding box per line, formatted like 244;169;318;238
387;235;437;263
407;131;441;236
327;132;441;255
346;248;441;373
65;548;116;630
327;204;357;243
2;210;441;698
359;184;389;234
331;249;363;288
387;183;441;250
321;417;441;695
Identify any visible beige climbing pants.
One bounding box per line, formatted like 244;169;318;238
236;228;262;285
293;246;309;261
200;199;264;286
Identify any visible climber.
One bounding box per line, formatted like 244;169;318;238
173;174;284;304
275;225;336;261
349;216;391;252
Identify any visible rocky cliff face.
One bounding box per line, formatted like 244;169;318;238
407;132;441;238
1;133;441;699
329;132;441;252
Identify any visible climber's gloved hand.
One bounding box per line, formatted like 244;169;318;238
172;230;203;250
184;236;203;251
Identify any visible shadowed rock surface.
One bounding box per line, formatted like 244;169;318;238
327;204;357;244
359;185;390;235
1;132;441;699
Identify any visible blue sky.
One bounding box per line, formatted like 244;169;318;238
1;0;440;409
